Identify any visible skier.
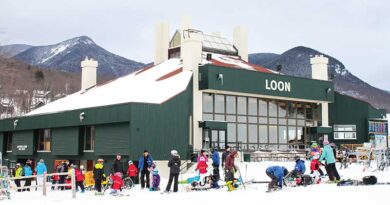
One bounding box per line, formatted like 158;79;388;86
211;148;220;188
265;166;288;192
138;150;154;189
150;170;161;191
93;159;105;195
319;140;340;182
74;165;85;193
164;150;181;193
14;163;23;192
195;150;209;181
126;160;138;184
23;160;33;191
310;153;323;183
224;150;239;191
221;146;231;168
292;156;306;177
35;159;47;191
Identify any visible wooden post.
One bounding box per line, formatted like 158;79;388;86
43;172;47;196
71;169;76;199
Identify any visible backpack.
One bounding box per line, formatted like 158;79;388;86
362;176;377;185
301;175;313;186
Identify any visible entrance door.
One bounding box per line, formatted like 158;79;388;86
210;130;227;150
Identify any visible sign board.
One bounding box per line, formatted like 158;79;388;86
368;120;388;148
16;145;28;151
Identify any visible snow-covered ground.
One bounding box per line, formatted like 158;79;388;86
3;161;390;204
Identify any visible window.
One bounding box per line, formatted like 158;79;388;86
237;97;247;115
37;129;51;151
4;132;13;152
214;95;225;113
334;125;357;140
226;96;236;114
203;93;213;113
84;126;95;151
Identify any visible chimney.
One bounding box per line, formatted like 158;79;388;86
154;22;169;65
310;55;329;81
81;57;98;90
233;26;248;62
182;30;203;71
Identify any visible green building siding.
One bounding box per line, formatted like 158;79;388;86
129;80;193;160
95;123;130;156
0;133;4;153
329;92;386;144
52;127;80;155
12;131;34;155
199;65;334;102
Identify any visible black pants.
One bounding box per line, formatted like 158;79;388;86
130;176;137;185
165;173;179;192
59;176;66;190
95;179;102;192
266;172;278;190
213;165;220;181
15;179;21;192
76;181;85;192
325;163;340;181
24;178;31;191
224;169;234;182
140;169;150;188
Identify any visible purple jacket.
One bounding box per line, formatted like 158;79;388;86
152;174;160;188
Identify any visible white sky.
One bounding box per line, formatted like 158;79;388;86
0;0;389;91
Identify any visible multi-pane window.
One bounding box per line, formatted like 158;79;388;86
334;125;356;140
84;126;95;151
4;132;13;152
202;93;321;151
37;129;51;151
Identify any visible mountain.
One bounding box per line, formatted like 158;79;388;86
10;36;145;77
0;44;33;57
249;46;390;112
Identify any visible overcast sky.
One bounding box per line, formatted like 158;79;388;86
0;0;389;91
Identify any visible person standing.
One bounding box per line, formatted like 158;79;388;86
35;159;47;191
195;150;209;181
319;140;341;182
74;165;85;193
93;159;105;195
14;163;23;192
138;150;154;189
211;148;220;187
111;153;125;176
59;161;68;190
224;150;238;183
126;161;138;184
165;150;181;193
221;146;231;168
23;160;33;191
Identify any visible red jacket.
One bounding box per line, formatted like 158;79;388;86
75;168;84;182
225;151;237;170
196;155;208;174
310;159;321;171
127;164;138;177
112;174;123;190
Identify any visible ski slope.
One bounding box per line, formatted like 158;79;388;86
2;161;390;205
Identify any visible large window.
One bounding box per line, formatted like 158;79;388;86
4;132;13;152
334;125;356;140
36;129;51;151
84;126;95;151
202;93;321;151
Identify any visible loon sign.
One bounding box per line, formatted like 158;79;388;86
265;79;291;92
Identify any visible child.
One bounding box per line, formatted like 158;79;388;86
110;172;123;195
149;170;160;191
292;156;306;177
126;161;138;185
195;150;208;181
74;165;85;193
310;153;324;183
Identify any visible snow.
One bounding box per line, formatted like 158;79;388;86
3;161;390;204
27;58;191;116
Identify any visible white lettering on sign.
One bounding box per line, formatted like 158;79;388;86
265;79;291;92
16;145;27;151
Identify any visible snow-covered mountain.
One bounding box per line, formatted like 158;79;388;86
10;36;145;77
0;44;33;57
249;46;390;112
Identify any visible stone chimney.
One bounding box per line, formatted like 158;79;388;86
81;57;98;90
233;26;248;61
154;22;169;65
310;55;329;81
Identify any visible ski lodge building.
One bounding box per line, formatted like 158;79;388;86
0;21;388;172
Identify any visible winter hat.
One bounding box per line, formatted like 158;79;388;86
294;156;300;161
323;140;330;145
128;160;133;164
171;150;178;156
40;159;44;163
311;143;318;148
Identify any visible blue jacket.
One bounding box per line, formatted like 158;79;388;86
138;155;154;170
319;145;336;164
35;162;47;175
294;160;306;174
24;165;33;176
266;166;287;187
211;151;220;166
